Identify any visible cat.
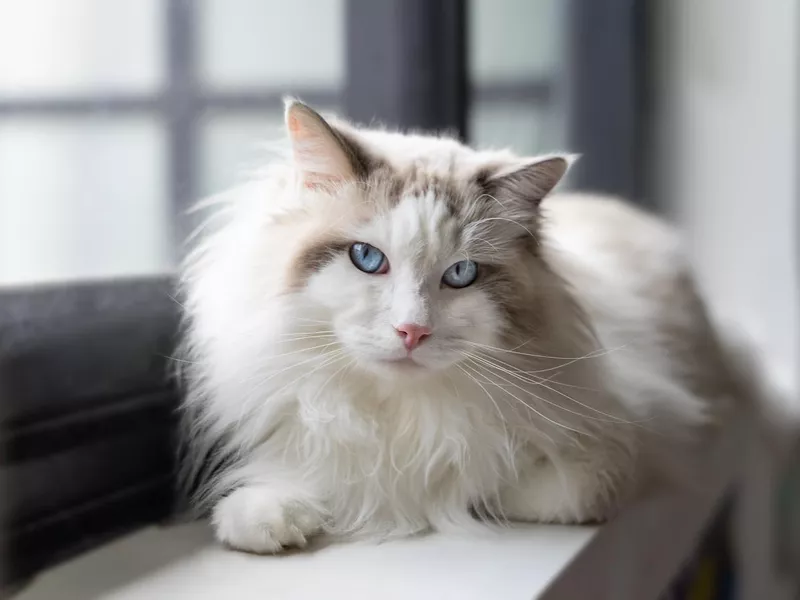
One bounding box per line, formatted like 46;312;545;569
178;99;735;554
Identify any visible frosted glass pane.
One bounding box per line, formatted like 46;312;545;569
199;113;285;197
198;107;339;198
0;118;171;285
470;102;563;156
0;0;163;96
469;0;563;83
199;0;344;88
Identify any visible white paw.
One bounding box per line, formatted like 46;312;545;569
212;486;323;554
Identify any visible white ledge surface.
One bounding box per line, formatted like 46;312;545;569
14;523;596;600
15;419;741;600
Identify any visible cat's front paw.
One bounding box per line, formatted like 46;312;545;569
212;486;324;554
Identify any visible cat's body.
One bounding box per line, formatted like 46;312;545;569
180;101;734;553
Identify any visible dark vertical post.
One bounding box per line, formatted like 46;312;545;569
166;0;197;254
567;0;643;203
345;0;468;140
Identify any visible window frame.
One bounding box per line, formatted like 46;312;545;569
566;0;646;204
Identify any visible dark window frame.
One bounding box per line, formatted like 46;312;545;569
566;0;646;204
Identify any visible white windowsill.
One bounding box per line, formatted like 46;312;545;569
14;522;596;600
14;418;742;600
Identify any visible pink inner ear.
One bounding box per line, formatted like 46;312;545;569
288;116;334;189
287;114;311;139
302;173;341;191
287;112;304;133
287;104;357;191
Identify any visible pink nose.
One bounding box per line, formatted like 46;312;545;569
394;323;431;351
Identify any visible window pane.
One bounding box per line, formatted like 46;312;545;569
199;113;284;197
469;0;562;84
0;0;163;97
0;118;170;285
470;102;561;156
198;0;344;89
199;109;335;197
468;0;566;156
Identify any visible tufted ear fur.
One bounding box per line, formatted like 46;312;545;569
484;154;578;212
284;98;370;191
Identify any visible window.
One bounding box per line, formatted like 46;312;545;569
468;0;565;155
0;0;345;285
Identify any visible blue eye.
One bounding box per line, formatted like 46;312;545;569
442;260;479;288
349;242;388;274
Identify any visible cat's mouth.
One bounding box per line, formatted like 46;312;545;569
377;356;426;370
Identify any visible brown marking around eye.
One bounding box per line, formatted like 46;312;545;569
287;237;351;290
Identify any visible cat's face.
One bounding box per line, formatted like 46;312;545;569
303;190;505;375
281;100;571;378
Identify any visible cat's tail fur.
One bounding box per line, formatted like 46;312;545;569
637;320;791;499
716;321;796;451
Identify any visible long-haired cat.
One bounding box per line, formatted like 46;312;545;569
179;100;735;553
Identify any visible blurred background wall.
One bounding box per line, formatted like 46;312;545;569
652;4;799;597
653;5;799;595
653;0;798;407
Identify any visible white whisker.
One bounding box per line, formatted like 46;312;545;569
464;352;645;426
240;347;344;399
474;192;508;210
263;341;340;360
471;216;537;240
242;352;350;447
278;333;338;343
162;354;197;365
465;340;617;362
453;364;505;426
458;361;558;446
461;357;594;439
237;349;348;431
278;328;336;336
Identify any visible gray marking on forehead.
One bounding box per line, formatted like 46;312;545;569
360;156;543;264
365;159;472;213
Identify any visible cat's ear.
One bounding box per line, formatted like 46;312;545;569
485;154;578;207
285;99;368;191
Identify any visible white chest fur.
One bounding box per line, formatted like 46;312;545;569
282;373;519;537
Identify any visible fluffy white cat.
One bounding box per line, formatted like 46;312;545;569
178;100;735;553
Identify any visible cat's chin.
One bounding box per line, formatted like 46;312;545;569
364;356;436;378
377;356;427;370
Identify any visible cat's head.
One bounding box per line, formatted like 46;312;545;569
280;100;574;378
